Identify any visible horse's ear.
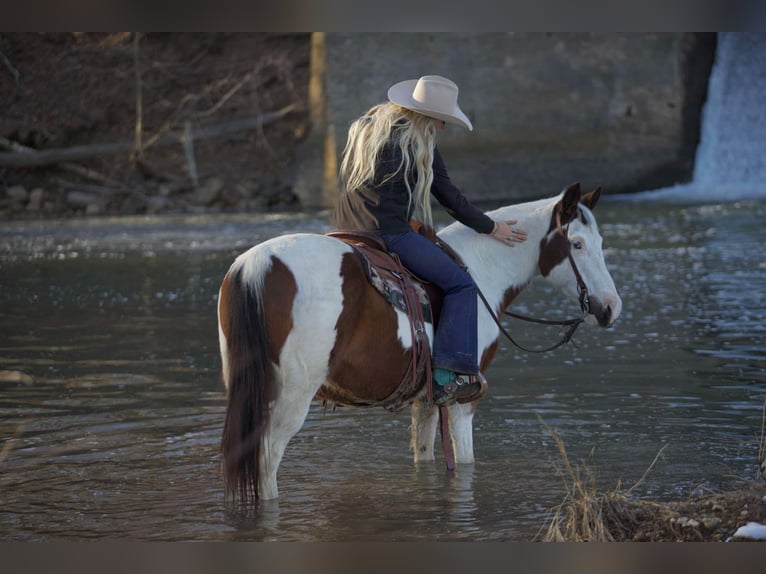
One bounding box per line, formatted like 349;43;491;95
556;182;582;225
581;186;602;211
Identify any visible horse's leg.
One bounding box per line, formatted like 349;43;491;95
447;401;476;464
258;358;324;500
410;399;439;462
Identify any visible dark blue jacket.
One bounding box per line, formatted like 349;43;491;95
359;142;494;235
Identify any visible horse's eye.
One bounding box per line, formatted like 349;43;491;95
572;240;583;250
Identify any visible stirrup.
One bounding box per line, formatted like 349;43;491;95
455;372;488;404
431;373;487;406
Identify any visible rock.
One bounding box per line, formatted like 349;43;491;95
6;185;29;202
220;185;244;207
0;370;33;384
191;177;224;206
27;188;45;211
684;518;700;529
245;196;269;210
702;516;722;529
66;191;99;208
146;195;170;213
120;194;147;214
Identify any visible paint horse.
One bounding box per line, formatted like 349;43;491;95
217;182;622;503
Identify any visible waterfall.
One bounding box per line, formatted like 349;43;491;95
637;32;766;201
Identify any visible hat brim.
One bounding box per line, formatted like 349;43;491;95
388;79;473;131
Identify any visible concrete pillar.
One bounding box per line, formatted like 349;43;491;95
292;33;339;209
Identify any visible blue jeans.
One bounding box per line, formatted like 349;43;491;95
380;231;479;375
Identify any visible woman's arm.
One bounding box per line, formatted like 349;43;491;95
431;146;527;246
430;146;495;234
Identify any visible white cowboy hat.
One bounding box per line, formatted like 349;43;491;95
387;75;473;131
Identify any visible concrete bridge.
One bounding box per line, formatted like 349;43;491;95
292;33;716;208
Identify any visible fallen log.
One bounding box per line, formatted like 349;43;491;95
0;136;113;184
0;103;304;168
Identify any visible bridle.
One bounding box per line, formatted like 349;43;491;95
499;242;590;353
437;214;592;354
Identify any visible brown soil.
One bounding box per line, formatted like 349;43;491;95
625;481;766;542
542;428;766;542
0;33;310;218
546;481;766;542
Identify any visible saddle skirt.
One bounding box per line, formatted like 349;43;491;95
327;231;433;321
326;229;437;411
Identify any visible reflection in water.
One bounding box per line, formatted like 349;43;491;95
1;200;765;540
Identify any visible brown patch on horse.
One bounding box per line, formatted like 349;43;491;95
539;184;583;277
556;182;582;227
538;231;570;277
262;256;297;365
477;283;525;372
500;284;526;315
322;252;411;405
479;341;499;374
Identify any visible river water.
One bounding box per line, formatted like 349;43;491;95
1;197;765;541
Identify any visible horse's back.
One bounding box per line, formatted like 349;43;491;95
223;231;427;409
231;233;352;285
226;234;377;379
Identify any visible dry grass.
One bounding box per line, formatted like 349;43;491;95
538;418;672;542
757;400;766;480
538;413;766;542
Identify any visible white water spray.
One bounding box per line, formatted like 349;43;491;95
634;33;766;201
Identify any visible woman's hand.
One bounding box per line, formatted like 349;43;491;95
491;220;528;247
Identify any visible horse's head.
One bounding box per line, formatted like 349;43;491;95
538;182;622;327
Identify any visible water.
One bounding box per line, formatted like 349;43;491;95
636;32;766;202
1;198;765;541
694;33;766;191
2;32;766;542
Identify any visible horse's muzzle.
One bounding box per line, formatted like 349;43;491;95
586;295;621;328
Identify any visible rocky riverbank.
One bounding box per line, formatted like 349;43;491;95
1;33;310;220
0;174;299;218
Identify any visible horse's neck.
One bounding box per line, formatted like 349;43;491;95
439;201;552;312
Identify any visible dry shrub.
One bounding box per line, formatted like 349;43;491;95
539;420;671;542
758;400;766;480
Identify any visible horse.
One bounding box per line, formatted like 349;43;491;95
217;182;622;503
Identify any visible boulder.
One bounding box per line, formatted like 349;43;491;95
6;185;29;202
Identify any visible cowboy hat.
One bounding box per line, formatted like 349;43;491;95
387;75;473;131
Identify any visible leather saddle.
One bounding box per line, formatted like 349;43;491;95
326;222;485;410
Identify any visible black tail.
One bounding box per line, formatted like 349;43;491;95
219;265;275;505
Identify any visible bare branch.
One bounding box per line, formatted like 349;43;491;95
0;34;21;86
0;104;304;168
133;32;144;160
0;135;111;184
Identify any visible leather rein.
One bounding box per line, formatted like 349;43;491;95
436;220;591;354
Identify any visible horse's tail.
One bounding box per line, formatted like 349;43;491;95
218;263;275;504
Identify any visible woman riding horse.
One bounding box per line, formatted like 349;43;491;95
332;75;528;405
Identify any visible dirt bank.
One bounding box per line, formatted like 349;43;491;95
0;33;310;219
541;429;766;542
544;480;766;542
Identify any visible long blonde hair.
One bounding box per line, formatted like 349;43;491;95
333;102;437;230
